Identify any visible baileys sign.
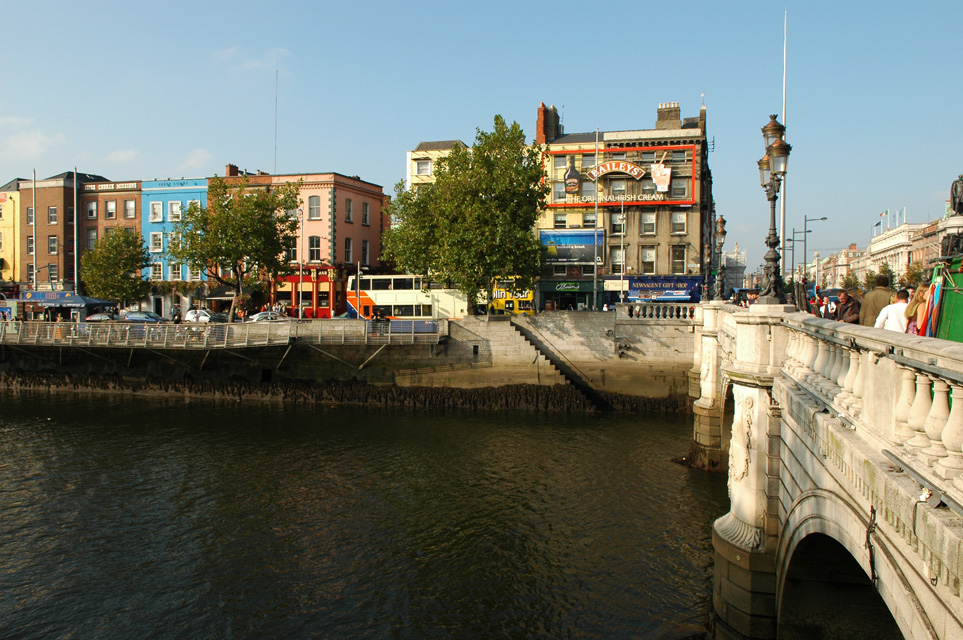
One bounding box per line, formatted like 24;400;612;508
586;161;646;181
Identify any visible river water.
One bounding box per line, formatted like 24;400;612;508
0;393;729;639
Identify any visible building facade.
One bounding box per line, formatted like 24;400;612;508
78;179;142;286
405;141;467;190
0;178;22;289
535;101;713;309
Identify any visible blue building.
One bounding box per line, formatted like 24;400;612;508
141;179;208;316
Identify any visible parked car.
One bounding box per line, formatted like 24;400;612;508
184;309;226;323
248;311;290;322
85;313;119;323
123;311;168;323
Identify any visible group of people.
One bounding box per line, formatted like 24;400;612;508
811;274;932;335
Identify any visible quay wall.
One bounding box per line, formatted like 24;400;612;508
0;310;697;406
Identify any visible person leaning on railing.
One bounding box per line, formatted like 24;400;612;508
833;289;860;324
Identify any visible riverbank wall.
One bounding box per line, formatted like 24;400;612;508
0;309;697;411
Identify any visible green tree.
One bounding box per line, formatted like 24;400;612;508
900;261;927;289
80;228;151;306
842;272;860;290
168;176;301;321
383;115;547;311
862;269;877;291
878;262;895;286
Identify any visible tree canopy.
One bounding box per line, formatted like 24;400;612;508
383;115;546;309
80;228;151;306
167;176;301;319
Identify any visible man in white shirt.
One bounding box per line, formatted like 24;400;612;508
874;289;909;332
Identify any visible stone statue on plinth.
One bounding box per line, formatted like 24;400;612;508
952;174;963;216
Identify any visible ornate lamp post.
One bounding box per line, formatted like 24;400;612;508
757;115;792;304
713;214;727;300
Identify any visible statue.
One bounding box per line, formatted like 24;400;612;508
952;174;963;216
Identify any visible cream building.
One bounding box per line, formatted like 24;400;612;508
0;178;21;286
405;140;467;190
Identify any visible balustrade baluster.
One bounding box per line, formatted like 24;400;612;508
837;348;860;408
803;333;819;380
811;338;829;386
819;343;838;394
921;379;952;466
937;383;963;482
825;344;842;394
893;366;917;444
906;373;935;453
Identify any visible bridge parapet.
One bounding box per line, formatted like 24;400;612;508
709;303;963;639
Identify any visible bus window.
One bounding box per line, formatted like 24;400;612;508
394;305;415;317
373;279;391;290
419;304;432;317
395;278;414;290
373;305;391;318
505;300;515;311
359;277;372;289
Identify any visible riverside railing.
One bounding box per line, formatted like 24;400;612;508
0;318;444;350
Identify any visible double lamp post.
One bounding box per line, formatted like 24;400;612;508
757;115;792;304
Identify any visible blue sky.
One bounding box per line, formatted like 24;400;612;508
2;1;961;271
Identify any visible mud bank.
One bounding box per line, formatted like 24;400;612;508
0;371;692;414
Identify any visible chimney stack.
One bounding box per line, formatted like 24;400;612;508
226;164;239;177
656;102;682;130
536;102;562;144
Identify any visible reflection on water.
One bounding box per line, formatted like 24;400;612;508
0;393;728;639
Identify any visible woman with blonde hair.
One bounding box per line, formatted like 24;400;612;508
905;287;929;335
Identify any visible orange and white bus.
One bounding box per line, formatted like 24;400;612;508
346;274;469;320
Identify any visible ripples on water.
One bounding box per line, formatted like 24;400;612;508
0;393;728;639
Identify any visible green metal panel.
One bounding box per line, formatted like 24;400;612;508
936;258;963;342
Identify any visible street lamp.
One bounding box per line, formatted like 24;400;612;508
713;214;727;300
297;208;304;318
757;115;792;304
788;228;811;280
802;215;827;283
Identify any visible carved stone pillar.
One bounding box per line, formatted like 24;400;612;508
691;302;728;472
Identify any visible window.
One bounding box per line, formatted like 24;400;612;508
170;264;182;280
671;246;686;274
27;236;34;255
168;201;181;221
554;155;567;169
65;263;74;281
188;199;200;213
582;154;596;169
27;207;34;225
672;150;689;163
582;212;597;228
86;229;97;250
610;152;626;160
610;247;624;274
48;206;58;224
105;201;116;220
0;231;3;251
581;181;595;200
641;211;656;234
150;232;163;253
553;182;566;202
308;195;321;220
67;206;74;224
86;202;96;219
149;201;162;222
48;235;57;254
671;211;686;234
670;178;688;199
345;198;353;222
344;237;353;264
361;239;370;266
642;151;656;164
362;202;370;226
641;178;656;194
642;247;656;274
554;213;567;229
150;263;163;280
27;265;35;286
553;265;568;276
610;212;625;235
308;236;321;262
609;179;626;198
285;237;297;262
47;264;58;282
415;159;431;175
124;200;135;219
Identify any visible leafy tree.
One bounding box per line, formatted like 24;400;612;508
900;261;927;289
842;272;860;290
383;115;547;311
878;262;895;286
862;269;877;291
168;176;301;321
80;229;151;306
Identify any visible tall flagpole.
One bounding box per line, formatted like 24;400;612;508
73;167;78;292
32;169;37;292
779;9;788;277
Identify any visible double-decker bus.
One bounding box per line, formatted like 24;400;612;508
485;278;536;315
346;274;469;320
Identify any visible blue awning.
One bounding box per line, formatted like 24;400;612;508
21;291;115;308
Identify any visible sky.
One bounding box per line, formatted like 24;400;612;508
2;0;961;272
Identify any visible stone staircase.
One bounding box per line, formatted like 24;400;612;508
449;317;566;387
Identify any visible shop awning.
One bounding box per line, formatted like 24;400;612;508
21;291;115;308
206;286;237;301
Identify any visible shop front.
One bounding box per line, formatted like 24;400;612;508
626;275;703;303
273;266;345;319
538;280;604;311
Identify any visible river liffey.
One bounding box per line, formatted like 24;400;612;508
0;393;729;639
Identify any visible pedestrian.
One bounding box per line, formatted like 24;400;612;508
820;295;836;319
833;289;861;323
905;287;928;335
874;289;910;332
859;274;894;326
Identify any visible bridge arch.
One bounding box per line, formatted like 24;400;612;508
777;489;921;639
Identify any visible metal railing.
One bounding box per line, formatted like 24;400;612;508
0;319;444;349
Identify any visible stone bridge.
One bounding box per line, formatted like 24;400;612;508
692;302;963;639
